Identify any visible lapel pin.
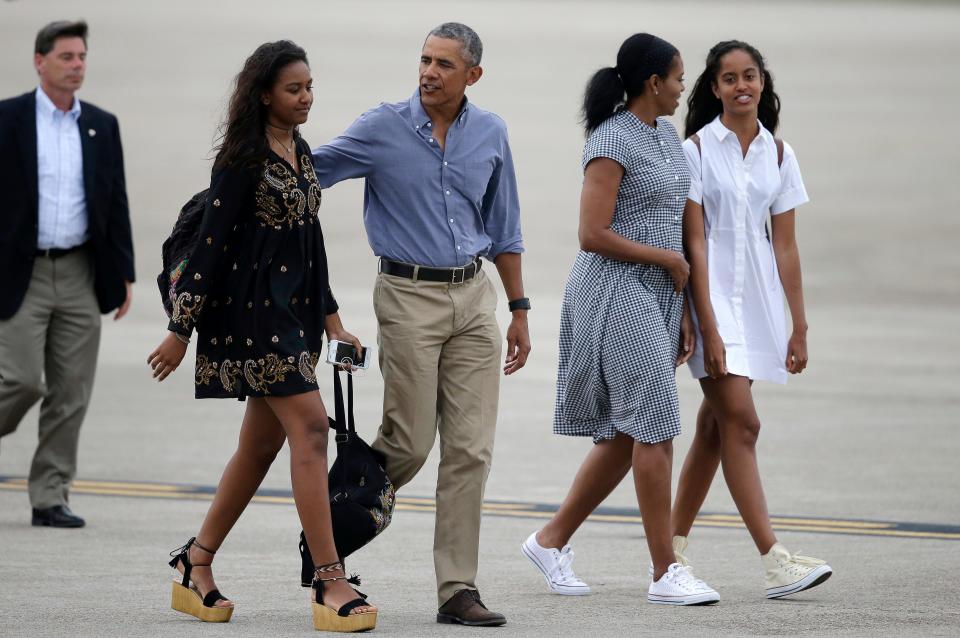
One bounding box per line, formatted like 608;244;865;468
88;129;96;137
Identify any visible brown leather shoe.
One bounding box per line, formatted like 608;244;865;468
437;588;506;626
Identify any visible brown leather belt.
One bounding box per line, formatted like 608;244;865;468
379;257;481;284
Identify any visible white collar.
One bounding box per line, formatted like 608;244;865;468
35;86;81;120
708;115;772;144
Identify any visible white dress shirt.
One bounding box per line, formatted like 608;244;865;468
683;116;809;384
35;86;88;250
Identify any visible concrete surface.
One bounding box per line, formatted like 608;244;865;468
1;1;958;636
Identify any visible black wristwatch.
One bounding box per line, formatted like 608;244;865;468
508;297;531;312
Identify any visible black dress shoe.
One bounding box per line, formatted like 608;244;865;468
437;588;506;626
31;505;85;528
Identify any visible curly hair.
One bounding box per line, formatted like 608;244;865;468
213;40;309;171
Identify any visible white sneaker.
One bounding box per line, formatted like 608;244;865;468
762;543;833;599
521;531;590;595
647;535;694;577
648;563;720;605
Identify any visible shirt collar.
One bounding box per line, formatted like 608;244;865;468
709;115;773;144
35;86;81;120
408;88;471;129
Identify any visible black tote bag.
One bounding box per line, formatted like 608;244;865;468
299;368;396;585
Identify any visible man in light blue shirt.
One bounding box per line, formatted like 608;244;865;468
313;22;529;626
0;20;134;529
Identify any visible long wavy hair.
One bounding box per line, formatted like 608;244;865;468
213;40;309;171
684;40;780;138
581;33;678;135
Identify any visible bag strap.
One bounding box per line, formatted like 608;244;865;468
346;371;356;434
331;368;358;437
332;367;346;434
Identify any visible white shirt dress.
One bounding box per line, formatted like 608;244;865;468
683;116;809;384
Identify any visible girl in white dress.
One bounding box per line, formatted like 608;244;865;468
670;41;833;599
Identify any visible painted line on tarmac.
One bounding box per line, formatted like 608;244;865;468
1;475;957;541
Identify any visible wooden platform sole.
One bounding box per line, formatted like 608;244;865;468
312;601;377;632
170;581;234;622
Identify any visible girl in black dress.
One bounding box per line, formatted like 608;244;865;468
148;41;377;632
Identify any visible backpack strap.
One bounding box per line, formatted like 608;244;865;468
775;138;784;167
690;133;701;157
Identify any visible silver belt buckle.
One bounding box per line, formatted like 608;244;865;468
451;266;466;284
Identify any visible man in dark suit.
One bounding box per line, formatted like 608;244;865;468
0;20;135;528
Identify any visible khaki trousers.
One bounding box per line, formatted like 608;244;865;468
371;268;502;606
0;251;100;508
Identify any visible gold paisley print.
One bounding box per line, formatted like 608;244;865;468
298;351;320;384
195;355;218;386
243;353;297;394
172;292;205;330
219;359;242;394
253;155;322;229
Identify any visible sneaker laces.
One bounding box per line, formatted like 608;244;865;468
786;550;826;568
666;563;706;591
550;548;578;583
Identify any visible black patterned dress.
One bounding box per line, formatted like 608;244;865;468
168;138;338;399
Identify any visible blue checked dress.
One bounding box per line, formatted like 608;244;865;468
554;111;690;444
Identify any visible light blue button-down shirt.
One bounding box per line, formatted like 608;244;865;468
312;90;523;267
35;87;88;250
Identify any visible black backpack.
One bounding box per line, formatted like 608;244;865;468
298;369;396;586
157;189;209;318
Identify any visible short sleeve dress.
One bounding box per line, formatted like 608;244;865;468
553;111;690;444
168;137;338;399
683;116;809;384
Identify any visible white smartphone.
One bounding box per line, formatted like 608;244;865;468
326;339;370;369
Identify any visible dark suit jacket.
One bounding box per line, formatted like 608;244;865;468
0;90;135;319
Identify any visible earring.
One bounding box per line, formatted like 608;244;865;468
654;89;659;96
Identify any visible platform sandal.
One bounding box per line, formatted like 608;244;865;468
168;537;234;623
312;561;377;632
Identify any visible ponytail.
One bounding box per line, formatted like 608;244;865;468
581;33;678;135
581;67;625;134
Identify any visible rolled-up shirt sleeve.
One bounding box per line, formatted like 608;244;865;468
481;122;524;260
311;108;380;188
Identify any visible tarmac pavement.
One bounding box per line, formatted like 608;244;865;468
1;1;959;636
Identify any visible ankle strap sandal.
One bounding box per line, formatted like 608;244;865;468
311;561;377;630
168;536;233;622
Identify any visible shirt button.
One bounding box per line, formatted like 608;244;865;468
675;175;679;180
665;159;671;164
415;125;420;129
443;161;448;166
660;141;664;146
457;245;461;250
427;122;432;127
445;190;451;195
449;219;454;223
674;215;680;221
429;138;435;144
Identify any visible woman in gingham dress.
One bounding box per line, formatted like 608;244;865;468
521;34;719;606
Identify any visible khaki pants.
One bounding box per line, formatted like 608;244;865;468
371;268;502;606
0;251;100;508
